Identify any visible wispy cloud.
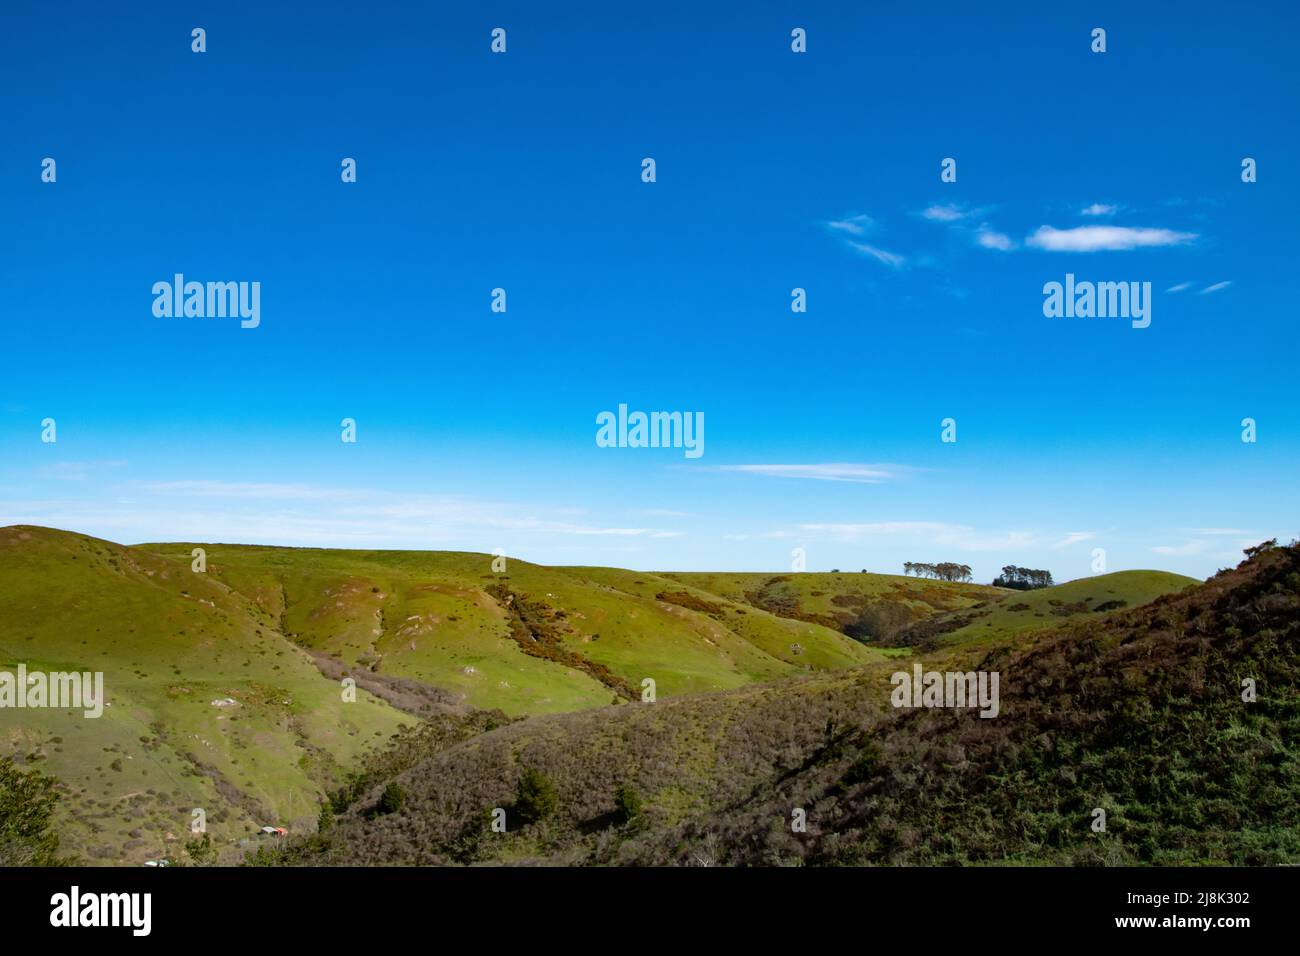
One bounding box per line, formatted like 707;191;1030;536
825;214;873;236
1026;225;1197;252
1166;281;1193;293
722;530;794;541
1080;203;1118;217
1199;281;1231;294
824;213;907;268
846;241;906;268
715;463;914;484
1051;531;1096;549
919;203;968;223
6;482;686;547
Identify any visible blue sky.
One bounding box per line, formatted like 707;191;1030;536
1;0;1296;580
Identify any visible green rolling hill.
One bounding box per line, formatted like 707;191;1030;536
253;540;1300;867
0;524;1215;865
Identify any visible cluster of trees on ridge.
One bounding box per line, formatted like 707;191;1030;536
991;565;1055;590
901;561;1056;589
902;561;974;582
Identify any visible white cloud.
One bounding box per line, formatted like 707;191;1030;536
722;530;794;541
825;214;873;236
1081;203;1118;217
5;483;685;548
920;203;968;222
1051;531;1096;549
1026;225;1197;252
1199;281;1231;294
1166;281;1193;293
975;225;1014;251
847;241;906;268
715;463;914;484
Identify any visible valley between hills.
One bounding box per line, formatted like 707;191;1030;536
3;525;1295;866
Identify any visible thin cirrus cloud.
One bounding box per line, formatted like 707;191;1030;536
847;241;906;268
824;214;906;268
1168;280;1232;294
714;463;915;484
109;481;687;542
825;213;874;236
1026;225;1198;252
1051;531;1096;549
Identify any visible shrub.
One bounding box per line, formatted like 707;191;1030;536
613;784;643;825
377;782;407;815
842;740;883;786
0;757;71;866
515;768;558;824
185;832;218;865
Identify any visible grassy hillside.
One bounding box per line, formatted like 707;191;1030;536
0;524;1232;867
0;526;411;864
900;570;1200;650
1;526;904;863
661;570;996;641
255;542;1297;867
663;568;1197;652
132;544;887;713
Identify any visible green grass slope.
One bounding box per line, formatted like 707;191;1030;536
0;526;410;865
132;544;886;714
2;528;895;863
663;570;998;643
906;570;1200;649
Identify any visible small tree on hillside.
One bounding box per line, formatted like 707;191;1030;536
613;783;643;826
515;768;558;824
0;757;71;866
377;782;407;815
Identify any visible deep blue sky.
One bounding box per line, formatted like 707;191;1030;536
2;0;1296;579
